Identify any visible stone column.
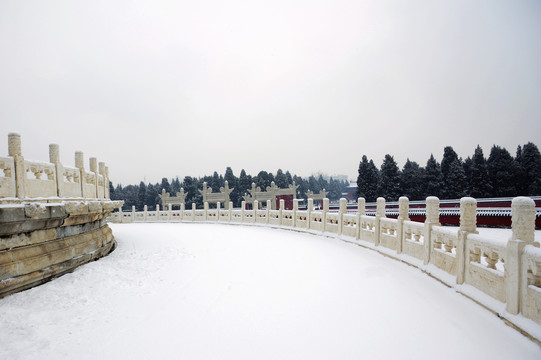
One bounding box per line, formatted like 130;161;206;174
375;197;386;246
192;203;196;220
357;197;365;240
293;199;299;227
204;202;209;221
424;196;441;265
75;151;85;198
279;199;284;225
241;201;246;222
307;198;313;229
456;197;477;284
89;157;98;199
180;203;185;221
105;166;110;199
266;200;271;224
49;143;64;198
229;201;233;220
143;205;148;221
323;198;329;232
338;198;347;235
99;162;106;199
8;133;25;198
506;197;538;314
397;196;410;254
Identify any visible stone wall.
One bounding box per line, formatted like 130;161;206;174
0;133;122;298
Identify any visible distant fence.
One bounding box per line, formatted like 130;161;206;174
110;195;541;337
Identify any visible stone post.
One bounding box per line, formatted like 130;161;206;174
357;197;365;240
323;198;329;232
396;197;410;254
8;133;25;198
424;196;440;265
506;197;538;315
293;199;299;227
338;198;347;235
307;198;314;229
89;157;98;199
279;199;284;225
204;202;209;221
180;203;185;221
131;205;136;223
192;203;196;220
456;197;477;284
105;166;110;199
229;201;233;220
241;201;246;222
375;197;386;246
99;162;106;199
49;143;64;198
266;200;271;224
144;205;148;221
254;200;259;223
216;201;221;222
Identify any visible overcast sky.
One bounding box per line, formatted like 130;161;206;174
1;0;540;185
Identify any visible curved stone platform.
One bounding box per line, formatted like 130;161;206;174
0;200;122;298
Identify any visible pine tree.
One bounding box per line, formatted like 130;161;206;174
487;145;517;197
400;159;424;200
445;158;467;199
275;169;287;188
424;154;444;198
238;169;252;205
285;171;293;185
137;181;146;211
470;145;492;198
378;154;401;201
356;155;380;202
308;175;321;193
144;183;159;210
224;167;239;206
521;142;541;195
160;177;171;195
441;146;460;198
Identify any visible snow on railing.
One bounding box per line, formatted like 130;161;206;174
0;133;111;202
110;195;541;329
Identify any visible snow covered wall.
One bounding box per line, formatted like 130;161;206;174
0;133;123;298
111;196;541;341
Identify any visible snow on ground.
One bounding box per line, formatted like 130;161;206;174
1;223;540;359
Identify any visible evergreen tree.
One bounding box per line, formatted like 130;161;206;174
424;154;444;198
144;183;159;210
224;167;239;206
238;169;252;205
170;177;181;194
378;154;401;201
356;155;379;202
400;159;424;200
441;146;460;198
327;177;342;200
137;181;146;211
308;175;321;193
275;169;288;188
487;145;517;197
470;145;492;198
521;142;541;195
182;176;201;207
445;158;467;199
285;171;293;185
159;177;171;195
463;157;473;195
255;171;273;190
293;175;308;201
515;146;527;195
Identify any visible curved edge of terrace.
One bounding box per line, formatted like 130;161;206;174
0;133;124;298
110;196;541;344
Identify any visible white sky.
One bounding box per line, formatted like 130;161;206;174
1;0;540;185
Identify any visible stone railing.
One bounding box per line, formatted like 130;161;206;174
1;133;122;298
0;133;110;201
110;195;541;339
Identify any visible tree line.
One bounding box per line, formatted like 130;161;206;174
357;142;541;202
111;169;349;211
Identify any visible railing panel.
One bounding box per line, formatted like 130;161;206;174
379;218;399;250
281;210;293;227
359;215;376;243
325;213;339;234
465;233;506;302
231;210;242;223
268;210;281;226
62;166;82;198
23;160;57;198
296;210;308;229
522;245;541;323
255;209;267;224
310;211;324;232
183;210;194;221
207;209;218;221
194;209;206;222
243;210;255;223
402;220;425;260
219;210;231;222
0;156;16;198
342;214;358;238
430;226;459;276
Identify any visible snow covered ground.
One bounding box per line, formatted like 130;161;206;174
1;223;540;359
